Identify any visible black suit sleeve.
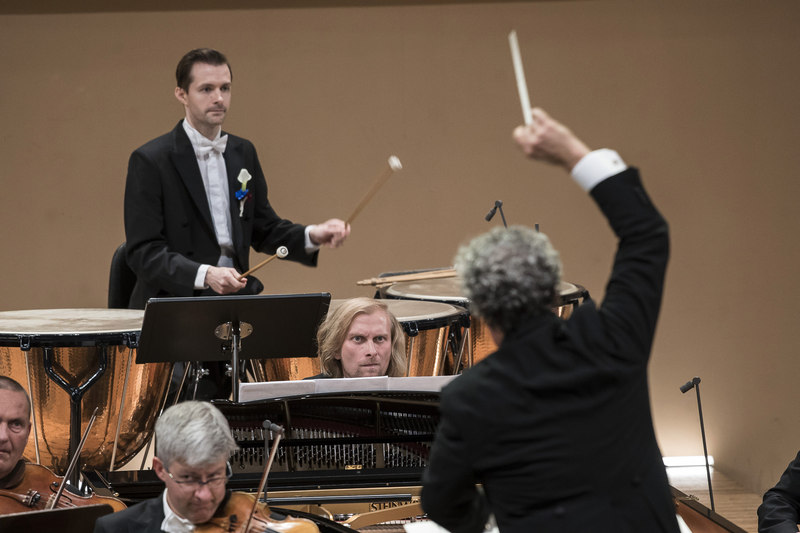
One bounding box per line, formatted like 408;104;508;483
590;168;669;364
758;451;800;533
420;387;490;533
124;147;202;298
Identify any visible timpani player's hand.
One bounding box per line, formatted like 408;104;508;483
309;218;351;248
512;108;591;172
205;266;247;294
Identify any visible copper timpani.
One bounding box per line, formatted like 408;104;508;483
0;309;171;474
364;298;468;377
380;277;588;368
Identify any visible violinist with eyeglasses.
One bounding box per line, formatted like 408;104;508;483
93;400;319;533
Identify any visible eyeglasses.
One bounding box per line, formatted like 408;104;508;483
165;461;232;491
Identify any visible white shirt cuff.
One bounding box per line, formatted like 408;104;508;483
195;264;210;290
304;225;320;253
571;148;627;191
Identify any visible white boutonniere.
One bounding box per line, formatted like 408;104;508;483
235;169;252;217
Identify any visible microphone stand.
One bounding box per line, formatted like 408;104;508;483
680;376;714;512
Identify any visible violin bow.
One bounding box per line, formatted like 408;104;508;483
243;420;285;532
45;407;99;510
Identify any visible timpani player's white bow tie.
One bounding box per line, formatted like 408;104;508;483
194;135;228;158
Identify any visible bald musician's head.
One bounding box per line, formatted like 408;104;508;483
0;377;32;480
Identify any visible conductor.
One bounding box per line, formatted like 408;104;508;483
420;108;679;533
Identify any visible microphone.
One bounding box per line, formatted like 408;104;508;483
680;376;701;393
485;200;508;228
679;375;715;512
485;200;501;221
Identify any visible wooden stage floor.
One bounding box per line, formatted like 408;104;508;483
667;466;763;533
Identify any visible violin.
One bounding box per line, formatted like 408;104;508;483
197;491;318;533
0;462;126;514
196;420;319;533
0;406;126;516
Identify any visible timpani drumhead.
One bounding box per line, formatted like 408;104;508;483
382;278;584;307
380;278;588;365
332;298;466;330
0;308;144;339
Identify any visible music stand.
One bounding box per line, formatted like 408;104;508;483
0;503;113;532
136;293;331;402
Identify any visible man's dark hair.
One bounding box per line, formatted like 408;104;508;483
175;48;232;92
0;376;31;418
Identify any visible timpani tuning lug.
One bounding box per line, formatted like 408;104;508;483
19;335;32;350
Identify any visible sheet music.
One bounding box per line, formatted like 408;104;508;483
239;380;315;402
404;521;498;533
314;375;388;393
238;375;459;402
387;375;457;391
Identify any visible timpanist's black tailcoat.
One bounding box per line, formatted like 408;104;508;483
124;121;316;310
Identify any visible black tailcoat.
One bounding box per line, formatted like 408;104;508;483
124;122;316;309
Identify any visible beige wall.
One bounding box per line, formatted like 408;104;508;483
2;1;799;495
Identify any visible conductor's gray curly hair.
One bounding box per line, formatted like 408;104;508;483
455;225;561;335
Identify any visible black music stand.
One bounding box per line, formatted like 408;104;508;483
0;503;113;532
136;293;331;402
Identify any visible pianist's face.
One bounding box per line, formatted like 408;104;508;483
0;389;31;479
337;310;393;378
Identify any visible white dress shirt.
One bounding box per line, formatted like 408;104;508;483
161;490;196;533
182;119;319;290
182;120;235;289
571;148;627;191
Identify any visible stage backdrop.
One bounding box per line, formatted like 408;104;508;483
2;0;799;495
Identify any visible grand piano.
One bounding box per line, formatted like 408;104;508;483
86;377;747;533
88;382;444;532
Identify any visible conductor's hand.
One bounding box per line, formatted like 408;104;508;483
205;266;247;294
513;108;591;171
309;218;351;248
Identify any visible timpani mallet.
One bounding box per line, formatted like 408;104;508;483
239;245;289;279
345;155;403;226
